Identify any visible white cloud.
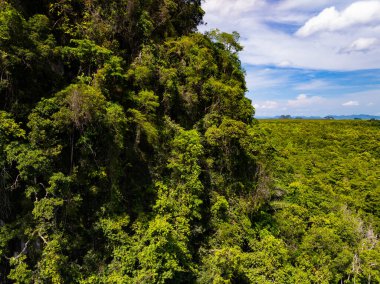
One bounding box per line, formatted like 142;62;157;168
296;1;380;37
296;7;340;37
254;101;279;109
342;100;360;106
200;0;380;117
202;0;264;17
276;0;332;11
200;0;380;70
343;37;378;52
245;68;290;91
278;60;293;67
287;94;325;107
295;80;331;91
251;89;380;117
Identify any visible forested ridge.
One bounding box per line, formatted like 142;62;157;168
0;1;379;283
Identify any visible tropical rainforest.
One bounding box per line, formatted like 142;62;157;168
0;0;379;283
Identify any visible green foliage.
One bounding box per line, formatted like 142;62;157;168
0;2;60;118
206;29;243;53
0;112;25;212
136;215;192;283
61;39;113;75
8;255;32;284
198;247;246;284
259;120;380;283
243;232;291;283
1;0;379;282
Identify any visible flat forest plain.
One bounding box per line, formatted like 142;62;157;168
256;119;380;282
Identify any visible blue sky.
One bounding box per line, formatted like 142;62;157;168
199;0;380;117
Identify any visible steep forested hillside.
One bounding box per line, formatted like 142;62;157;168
1;1;379;283
0;1;260;282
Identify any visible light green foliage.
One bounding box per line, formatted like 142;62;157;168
128;90;159;146
132;90;159;114
33;197;64;221
35;235;69;283
98;214;130;245
206;29;243;53
297;226;348;282
8;255;32;284
156;129;204;221
6;144;52;180
0;112;25;214
2;0;379;282
359;232;380;283
136;215;192;283
243;232;290;283
211;195;229;220
0;111;25;141
260;120;380;283
198;247;246;284
134;129;204;282
272;202;308;242
55;83;107;129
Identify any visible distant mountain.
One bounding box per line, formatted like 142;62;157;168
328;114;380;120
256;114;380;120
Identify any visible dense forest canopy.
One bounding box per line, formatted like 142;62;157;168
0;0;379;283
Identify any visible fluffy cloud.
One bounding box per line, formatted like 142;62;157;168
200;0;380;116
200;0;380;70
342;100;360;106
287;94;325;107
296;1;380;37
202;0;264;17
254;101;279;109
276;0;332;11
252;89;379;116
343;37;378;52
295;80;331;91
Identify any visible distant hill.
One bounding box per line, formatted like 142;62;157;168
328;114;380;120
257;114;380;120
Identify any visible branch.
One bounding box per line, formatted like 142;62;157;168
38;231;48;245
6;174;20;190
14;240;30;259
4;240;30;260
